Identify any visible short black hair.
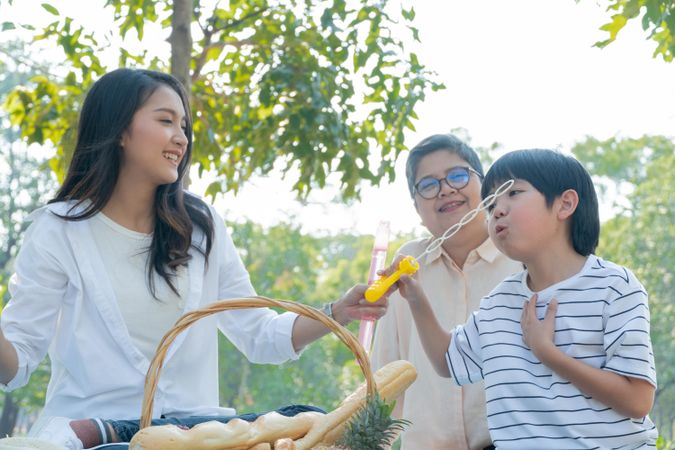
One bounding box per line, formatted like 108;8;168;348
481;149;599;256
405;134;484;198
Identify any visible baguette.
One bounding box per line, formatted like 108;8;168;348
129;360;416;450
295;360;416;449
129;411;322;450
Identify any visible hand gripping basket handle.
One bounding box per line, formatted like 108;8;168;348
140;296;376;429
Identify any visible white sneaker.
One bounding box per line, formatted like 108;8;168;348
27;416;83;450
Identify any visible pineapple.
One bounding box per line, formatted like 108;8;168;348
335;394;410;450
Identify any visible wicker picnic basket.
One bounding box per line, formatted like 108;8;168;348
132;296;399;450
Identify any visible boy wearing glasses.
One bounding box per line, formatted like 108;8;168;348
371;134;521;450
390;149;657;448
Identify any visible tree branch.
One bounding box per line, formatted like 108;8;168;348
192;6;269;82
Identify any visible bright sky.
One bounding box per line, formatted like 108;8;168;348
2;0;675;238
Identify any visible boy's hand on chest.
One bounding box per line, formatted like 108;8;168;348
520;294;559;361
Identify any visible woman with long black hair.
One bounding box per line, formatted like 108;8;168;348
0;68;387;449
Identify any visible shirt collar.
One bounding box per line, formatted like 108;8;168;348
420;236;443;265
474;237;501;263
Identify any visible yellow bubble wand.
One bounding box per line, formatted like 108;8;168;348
364;179;515;302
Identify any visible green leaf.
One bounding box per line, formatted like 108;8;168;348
41;3;59;15
1;21;16;31
205;45;222;63
338;394;411;450
621;0;641;18
204;181;222;200
599;14;628;40
593;0;675;61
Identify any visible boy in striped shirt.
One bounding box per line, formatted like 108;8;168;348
390;149;658;448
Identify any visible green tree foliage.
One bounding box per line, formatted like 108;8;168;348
593;0;675;61
2;0;443;199
220;219;414;413
221;219;369;412
572;135;675;441
0;40;58;437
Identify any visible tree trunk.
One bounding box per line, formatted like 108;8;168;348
168;0;192;93
168;0;193;188
0;392;19;437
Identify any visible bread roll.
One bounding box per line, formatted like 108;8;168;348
272;438;295;449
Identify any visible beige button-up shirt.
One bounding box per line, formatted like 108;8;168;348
372;236;521;450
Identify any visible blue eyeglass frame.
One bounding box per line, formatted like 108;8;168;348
414;166;482;199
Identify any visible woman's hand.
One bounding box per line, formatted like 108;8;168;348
291;285;389;351
331;284;389;325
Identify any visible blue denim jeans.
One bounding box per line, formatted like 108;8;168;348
106;404;324;444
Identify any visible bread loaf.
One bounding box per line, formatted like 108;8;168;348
129;360;416;450
129;411;322;450
295;360;416;449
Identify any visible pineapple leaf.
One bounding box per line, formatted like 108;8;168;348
337;393;411;450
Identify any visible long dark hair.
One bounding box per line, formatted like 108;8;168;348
50;68;214;296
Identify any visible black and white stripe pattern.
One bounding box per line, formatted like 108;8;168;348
446;255;658;449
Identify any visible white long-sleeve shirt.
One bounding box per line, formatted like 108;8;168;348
1;199;300;420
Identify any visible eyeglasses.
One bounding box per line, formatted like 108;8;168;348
414;166;482;200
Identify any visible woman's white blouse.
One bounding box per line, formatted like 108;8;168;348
1;200;300;420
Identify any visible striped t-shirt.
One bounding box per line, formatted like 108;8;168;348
446;255;658;449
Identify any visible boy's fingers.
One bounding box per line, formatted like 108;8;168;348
379;263;397;277
390;255;406;267
528;294;538;316
380;254;410;277
545;298;558;320
522;294;538;322
529;294;538;310
399;274;416;287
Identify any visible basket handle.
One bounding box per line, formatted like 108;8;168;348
140;296;375;429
